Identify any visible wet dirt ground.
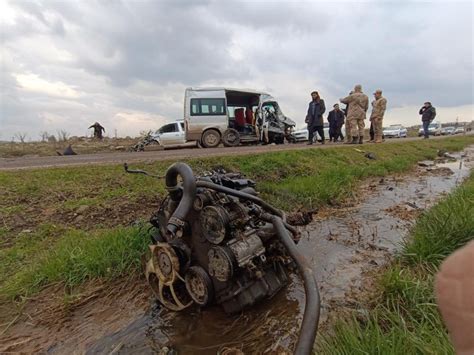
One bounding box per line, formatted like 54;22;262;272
1;147;473;354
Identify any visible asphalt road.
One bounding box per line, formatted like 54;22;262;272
0;135;471;170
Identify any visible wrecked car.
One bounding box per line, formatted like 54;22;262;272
184;87;297;148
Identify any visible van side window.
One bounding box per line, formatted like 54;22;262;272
190;98;226;116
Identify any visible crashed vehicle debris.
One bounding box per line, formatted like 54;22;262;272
184;87;297;147
129;131;160;152
125;162;320;353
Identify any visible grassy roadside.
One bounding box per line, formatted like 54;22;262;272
0;136;473;301
319;172;474;354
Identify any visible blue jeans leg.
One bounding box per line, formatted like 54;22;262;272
423;121;430;138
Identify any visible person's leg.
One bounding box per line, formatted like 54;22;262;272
375;118;383;143
307;125;314;144
369;121;375;142
423;121;430;138
358;118;365;143
317;126;325;143
349;118;359;143
338;127;344;141
345;121;351;142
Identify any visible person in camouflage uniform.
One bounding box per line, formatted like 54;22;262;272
343;91;352;143
340;84;369;144
369;89;387;143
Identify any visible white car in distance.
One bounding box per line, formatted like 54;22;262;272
383;124;407;138
293;123;331;142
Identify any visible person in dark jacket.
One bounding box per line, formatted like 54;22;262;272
305;91;326;144
419;102;436;139
327;104;345;142
89;122;105;139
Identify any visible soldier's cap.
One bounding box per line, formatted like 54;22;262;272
373;89;382;94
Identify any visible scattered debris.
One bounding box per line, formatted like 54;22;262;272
56;144;77;156
418;160;435;167
364;152;376;160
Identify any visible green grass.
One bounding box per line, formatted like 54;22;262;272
0;136;472;300
1;225;149;299
319;173;474;354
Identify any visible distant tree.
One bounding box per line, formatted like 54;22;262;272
56;130;70;142
40;131;50;142
48;135;57;143
14;132;28;143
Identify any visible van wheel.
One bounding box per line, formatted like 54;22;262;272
201;129;221;148
222;129;240;147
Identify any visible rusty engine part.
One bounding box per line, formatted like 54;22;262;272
125;162;320;354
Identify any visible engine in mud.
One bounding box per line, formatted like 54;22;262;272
142;164;299;314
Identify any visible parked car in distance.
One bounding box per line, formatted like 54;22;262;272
441;126;456;135
293;123;331;142
383;124;407;138
454;127;465;134
418;121;442;136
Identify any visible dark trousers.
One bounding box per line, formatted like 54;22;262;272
334;126;344;141
308;125;324;143
329;127;344;141
423;121;430;138
370;122;374;141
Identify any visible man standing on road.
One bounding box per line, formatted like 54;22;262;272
369;89;387;143
306;91;326;145
340;85;369;144
327;104;345;142
89;122;105;140
419;102;436;139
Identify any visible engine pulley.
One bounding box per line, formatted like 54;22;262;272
185;266;214;306
146;244;192;311
151;243;180;286
200;205;230;244
208;246;235;282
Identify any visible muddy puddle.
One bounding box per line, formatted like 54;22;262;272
81;148;473;355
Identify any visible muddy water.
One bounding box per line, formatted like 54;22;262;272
87;150;473;355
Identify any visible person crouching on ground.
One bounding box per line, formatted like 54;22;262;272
306;91;326;145
327;104;345;142
369;89;387;143
419;102;436;139
340;85;369;144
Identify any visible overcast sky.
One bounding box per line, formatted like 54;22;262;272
1;0;473;140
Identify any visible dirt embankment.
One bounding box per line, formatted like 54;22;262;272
1;148;471;354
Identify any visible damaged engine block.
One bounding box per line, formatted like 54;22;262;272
144;164;298;314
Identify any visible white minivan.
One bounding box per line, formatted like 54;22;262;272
184;87;296;148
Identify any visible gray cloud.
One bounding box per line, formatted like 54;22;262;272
0;0;472;140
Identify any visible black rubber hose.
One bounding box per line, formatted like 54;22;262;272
195;180;298;237
165;163;197;236
271;215;320;355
